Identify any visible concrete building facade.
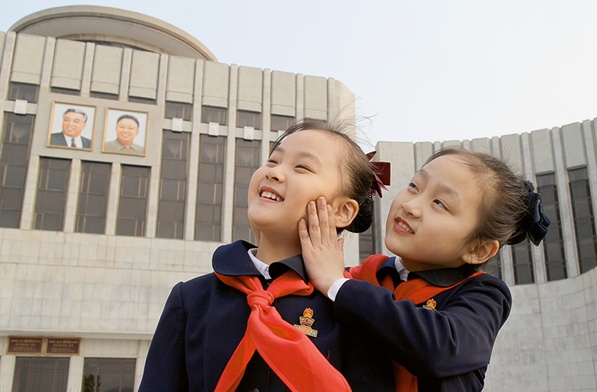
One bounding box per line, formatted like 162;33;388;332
0;5;596;392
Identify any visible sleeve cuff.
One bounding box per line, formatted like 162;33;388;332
326;278;350;301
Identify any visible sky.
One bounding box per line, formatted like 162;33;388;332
3;1;597;146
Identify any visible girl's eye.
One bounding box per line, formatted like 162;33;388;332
296;164;311;172
433;199;448;210
267;159;278;165
408;182;418;191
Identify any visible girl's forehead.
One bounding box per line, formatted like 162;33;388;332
277;130;343;151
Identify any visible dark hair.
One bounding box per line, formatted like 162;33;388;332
64;108;88;123
424;147;548;249
116;114;140;127
271;119;376;233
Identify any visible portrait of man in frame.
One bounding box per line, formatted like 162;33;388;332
48;102;96;150
102;108;148;156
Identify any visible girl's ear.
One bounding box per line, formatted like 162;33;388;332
333;198;359;229
463;240;500;265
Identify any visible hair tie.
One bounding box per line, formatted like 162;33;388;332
507;180;551;246
366;151;391;198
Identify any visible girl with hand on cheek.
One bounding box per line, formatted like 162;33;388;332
140;120;395;392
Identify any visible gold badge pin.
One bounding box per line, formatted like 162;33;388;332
294;308;318;337
423;298;437;310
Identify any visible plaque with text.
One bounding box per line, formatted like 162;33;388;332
8;337;43;354
46;338;81;355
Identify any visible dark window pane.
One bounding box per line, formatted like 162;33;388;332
117;165;150;237
13;356;69;392
0;113;34;228
89;91;118;100
237;110;262;130
9;82;39;102
35;158;70;231
201;106;227;125
512;241;534;284
0;210;20;228
165;101;193;121
82;357;135;392
157;131;189;239
270;115;296;131
568;167;597;273
232;139;260;242
359;213;376;263
129;96;156;105
76;162;110;234
536;173;567;281
195;135;226;241
51;86;80;95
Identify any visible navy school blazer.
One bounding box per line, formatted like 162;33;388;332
139;241;394;391
338;257;512;392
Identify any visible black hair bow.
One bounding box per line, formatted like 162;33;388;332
507;180;551;246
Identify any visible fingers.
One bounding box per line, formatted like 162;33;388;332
315;197;330;242
300;197;337;249
306;200;321;245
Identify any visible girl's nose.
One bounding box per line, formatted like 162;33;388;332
401;200;421;218
265;167;284;182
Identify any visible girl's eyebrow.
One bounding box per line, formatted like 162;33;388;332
417;167;460;202
275;146;322;165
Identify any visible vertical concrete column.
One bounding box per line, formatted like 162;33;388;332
184;58;204;241
66;356;84;392
63;159;82;233
105;162;121;236
0;353;15;391
221;64;238;243
551;127;579;278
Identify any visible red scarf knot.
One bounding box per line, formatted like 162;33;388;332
214;270;351;392
247;290;275;307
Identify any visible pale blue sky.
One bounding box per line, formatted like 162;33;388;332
3;1;597;145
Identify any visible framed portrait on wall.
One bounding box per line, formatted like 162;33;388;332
47;102;96;150
102;108;148;156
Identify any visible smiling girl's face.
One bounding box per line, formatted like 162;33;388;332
385;154;484;271
247;129;353;248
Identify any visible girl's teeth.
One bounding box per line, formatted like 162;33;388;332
398;221;412;233
261;191;280;201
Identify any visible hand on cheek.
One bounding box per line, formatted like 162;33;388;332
299;197;346;294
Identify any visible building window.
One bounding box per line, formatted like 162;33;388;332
201;106;227;125
90;91;119;100
9;82;39;102
82;358;136;392
117;165;150;237
195;135;225;241
568;167;597;273
157;130;189;239
359;215;376;263
512;241;534;284
50;86;80;96
536;173;567;281
270;114;296;131
35;158;71;231
76;161;111;234
129;96;156;105
165;101;193;121
237;110;262;130
13;356;69;391
0;113;34;228
233;139;260;242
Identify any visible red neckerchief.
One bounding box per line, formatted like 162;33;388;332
214;270;351;392
349;255;484;392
